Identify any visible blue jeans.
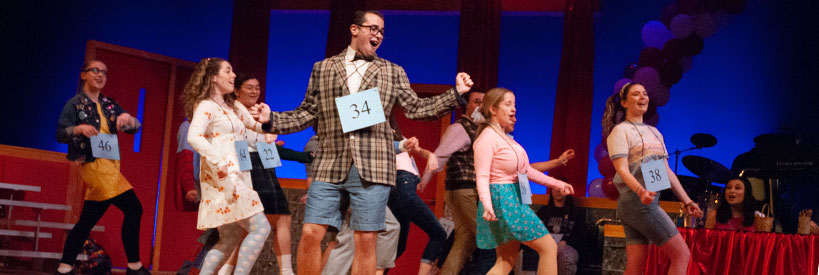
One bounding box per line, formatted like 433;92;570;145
388;170;447;263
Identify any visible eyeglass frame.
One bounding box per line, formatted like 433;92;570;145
83;68;108;76
354;24;385;36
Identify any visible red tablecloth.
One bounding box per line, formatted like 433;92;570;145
645;228;819;275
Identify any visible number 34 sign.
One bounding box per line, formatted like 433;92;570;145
335;88;386;133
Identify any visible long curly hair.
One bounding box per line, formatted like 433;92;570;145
182;57;234;119
601;82;642;139
476;87;513;135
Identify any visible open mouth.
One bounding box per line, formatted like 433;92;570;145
370;38;379;47
509;114;516;123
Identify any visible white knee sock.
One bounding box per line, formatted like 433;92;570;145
217;264;234;275
280;254;294;275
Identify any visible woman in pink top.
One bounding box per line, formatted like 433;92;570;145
474;88;575;275
705;178;756;232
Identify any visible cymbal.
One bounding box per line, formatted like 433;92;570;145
690;133;717;148
682;155;733;184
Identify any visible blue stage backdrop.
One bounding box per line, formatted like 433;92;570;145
0;0;233;153
586;0;819;196
1;1;816;197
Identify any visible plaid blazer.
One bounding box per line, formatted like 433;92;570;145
265;50;464;186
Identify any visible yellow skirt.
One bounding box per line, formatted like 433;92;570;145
80;158;133;201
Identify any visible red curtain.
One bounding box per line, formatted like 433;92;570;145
325;0;368;58
229;0;272;97
456;0;501;93
549;0;596;194
645;228;819;275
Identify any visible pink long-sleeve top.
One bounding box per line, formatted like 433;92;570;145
473;127;562;209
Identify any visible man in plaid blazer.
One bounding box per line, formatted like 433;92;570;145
253;10;473;275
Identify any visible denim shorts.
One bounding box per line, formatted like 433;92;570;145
617;190;678;246
304;165;391;231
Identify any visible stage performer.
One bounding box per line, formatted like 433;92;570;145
55;60;149;275
183;58;271;275
603;82;703;275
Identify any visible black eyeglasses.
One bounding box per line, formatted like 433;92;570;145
355;24;385;36
84;68;108;76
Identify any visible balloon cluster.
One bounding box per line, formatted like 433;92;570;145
590;0;746;200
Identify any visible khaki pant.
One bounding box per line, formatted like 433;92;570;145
440;188;479;274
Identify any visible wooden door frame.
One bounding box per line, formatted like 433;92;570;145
85;40;196;270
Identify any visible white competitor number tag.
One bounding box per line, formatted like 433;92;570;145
90;134;120;160
335;88;386;133
234;140;252;171
518;173;533;205
641;158;671;192
256;142;282;169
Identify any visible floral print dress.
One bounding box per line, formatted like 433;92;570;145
187;100;264;229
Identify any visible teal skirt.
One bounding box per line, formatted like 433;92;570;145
476;182;549;249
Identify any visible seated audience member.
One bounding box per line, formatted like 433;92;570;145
521;183;586;275
706;178;757;232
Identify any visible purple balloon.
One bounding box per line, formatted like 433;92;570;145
594;143;609;161
588;178;606;198
633;67;662;100
680;56;694;73
694;12;718;38
641;21;673;49
613;78;633;96
653;85;670;107
671;14;695;38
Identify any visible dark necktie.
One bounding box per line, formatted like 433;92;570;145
353;54;374;62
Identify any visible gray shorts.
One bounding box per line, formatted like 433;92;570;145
616;190;678;246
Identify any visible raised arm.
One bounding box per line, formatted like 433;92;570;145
395;69;469;121
257;62;322;134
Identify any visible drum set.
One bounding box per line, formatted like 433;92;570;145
664;133;733;227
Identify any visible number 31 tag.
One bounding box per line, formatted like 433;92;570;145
335;88;386;133
90;133;120;160
641;158;671;192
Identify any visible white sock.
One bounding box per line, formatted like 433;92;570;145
127;262;143;270
280;254;294;275
57;264;73;274
218;264;235;275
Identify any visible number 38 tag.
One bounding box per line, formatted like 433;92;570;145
641;158;671;192
90;133;120;160
335;88;386;133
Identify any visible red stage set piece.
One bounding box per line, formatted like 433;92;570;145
645;228;819;275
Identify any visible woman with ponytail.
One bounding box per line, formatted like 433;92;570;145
181;58;271;275
473;88;574;275
603;82;702;275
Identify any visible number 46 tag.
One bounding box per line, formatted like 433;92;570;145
335;88;386;133
90;133;120;160
641;158;671;192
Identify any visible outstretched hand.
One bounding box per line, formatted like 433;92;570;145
455;72;474;95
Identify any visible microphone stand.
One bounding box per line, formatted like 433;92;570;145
669;146;704;174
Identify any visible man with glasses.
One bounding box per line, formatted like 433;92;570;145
252;10;474;275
